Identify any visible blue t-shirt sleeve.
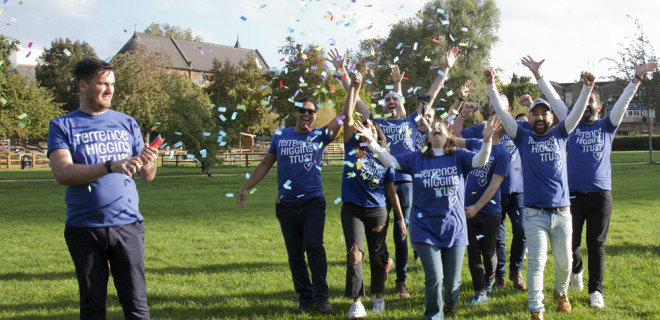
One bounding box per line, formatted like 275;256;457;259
493;151;510;177
394;152;415;175
464;138;480;151
461;124;483;139
513;123;526;146
384;167;395;183
556;120;569;139
267;132;279;154
602;115;618;132
47;120;69;157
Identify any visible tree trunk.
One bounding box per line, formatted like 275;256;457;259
649;109;654;163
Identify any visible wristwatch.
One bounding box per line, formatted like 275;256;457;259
105;160;112;174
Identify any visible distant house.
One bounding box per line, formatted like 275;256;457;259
116;32;269;86
549;76;660;135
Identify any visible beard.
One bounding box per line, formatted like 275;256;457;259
582;108;598;123
533;121;549;135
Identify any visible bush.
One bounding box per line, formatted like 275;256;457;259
612;135;660;150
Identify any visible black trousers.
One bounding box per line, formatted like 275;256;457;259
467;212;501;295
570;191;612;294
341;202;390;297
65;221;149;320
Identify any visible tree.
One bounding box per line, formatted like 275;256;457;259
111;47;171;143
270;37;348;129
144;23;203;42
35;38;97;112
602;16;659;163
499;75;541;116
160;75;218;176
206;53;274;142
356;0;500;115
0;35;64;140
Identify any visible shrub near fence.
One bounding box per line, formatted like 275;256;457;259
612;135;660;151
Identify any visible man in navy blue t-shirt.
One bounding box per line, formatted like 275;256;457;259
523;57;657;309
237;97;342;314
487;66;594;320
48;57;158;319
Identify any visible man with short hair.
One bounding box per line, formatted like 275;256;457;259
487;65;594;320
48;57;157;319
523;56;657;309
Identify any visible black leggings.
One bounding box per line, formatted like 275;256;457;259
466;212;501;295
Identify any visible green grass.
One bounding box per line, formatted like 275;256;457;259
1;164;659;319
610;150;660;163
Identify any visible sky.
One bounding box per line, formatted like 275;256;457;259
2;0;659;84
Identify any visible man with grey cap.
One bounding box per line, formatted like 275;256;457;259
484;67;594;320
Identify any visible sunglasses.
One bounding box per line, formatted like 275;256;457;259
296;107;317;115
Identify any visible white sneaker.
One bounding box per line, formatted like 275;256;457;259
372;298;385;313
590;291;605;309
348;300;367;319
570;270;584;291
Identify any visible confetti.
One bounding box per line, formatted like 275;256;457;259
413;42;418;50
283;180;292;190
231;112;237;120
249;188;257;194
236;105;246;110
202;132;211;136
63;48;71;57
334;197;342;205
18;122;25;128
173;141;183;148
226;193;234;197
17;113;27;119
417;212;423;218
240;16;247;21
219;114;227;122
461;27;468;32
476;235;484;240
217;106;227;112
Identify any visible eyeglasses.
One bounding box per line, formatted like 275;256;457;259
296;107;317;115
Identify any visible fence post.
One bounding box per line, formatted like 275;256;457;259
31;152;35;168
245;153;249;167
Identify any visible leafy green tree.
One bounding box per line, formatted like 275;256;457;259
270;37;347;128
160;75;218;175
144;23;203;42
356;0;499;113
35;38;97;112
111;47;171;143
602;16;659;162
0;35;63;139
499;75;541;116
206;53;273;141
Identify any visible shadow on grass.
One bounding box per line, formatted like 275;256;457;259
605;244;659;256
0;270;74;281
146;260;347;276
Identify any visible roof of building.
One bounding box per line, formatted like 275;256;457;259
15;64;37;84
116;32;269;73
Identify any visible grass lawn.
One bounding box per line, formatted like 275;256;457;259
1;163;659;319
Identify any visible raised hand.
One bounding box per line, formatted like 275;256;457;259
353;120;375;143
461;102;476;116
326;48;346;71
445;46;461;69
390;65;405;83
634;62;658;82
582;72;596;87
482;115;502;143
459;80;474;99
518;94;533;108
521;55;545;79
484;68;495;84
350;71;363;88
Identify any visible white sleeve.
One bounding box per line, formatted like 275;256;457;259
538;77;568;121
564;84;593;134
367;140;401;170
486;83;518;138
471;141;492;168
609;81;640;127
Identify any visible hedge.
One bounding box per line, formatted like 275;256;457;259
612;135;660;151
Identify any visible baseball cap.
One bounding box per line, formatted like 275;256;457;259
530;99;551;112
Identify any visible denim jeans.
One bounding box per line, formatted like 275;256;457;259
467;213;501;295
65;221;150;320
570;191;612;294
341;202;390;297
412;243;464;320
523;206;572;313
275;197;329;304
386;181;413;282
496;192;526;276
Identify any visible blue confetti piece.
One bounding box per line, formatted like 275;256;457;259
476;235;484;240
173;141;183;148
437;8;445;14
226;193;234;197
202;132;211;136
218;106;227;112
174;132;182;135
278;223;281;229
437;70;445;76
240;16;247;21
334;197;342;205
417;212;423;218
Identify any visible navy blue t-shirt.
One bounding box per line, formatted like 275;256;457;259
372;112;418;182
341;136;395;207
567;116;617;192
464;139;510;214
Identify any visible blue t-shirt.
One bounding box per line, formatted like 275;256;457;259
464;139;510;214
267;126;332;202
462;121;524;194
341;136;395;207
513;121;570;208
395;149;475;248
567;116;617;192
47;109;144;227
372;112;418;182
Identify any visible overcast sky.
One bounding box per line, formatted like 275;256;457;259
3;0;659;83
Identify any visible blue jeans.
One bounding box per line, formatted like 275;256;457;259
412;243;464;320
496;193;526;276
523;206;572;313
386;181;412;282
275;197;329;304
65;221;150;320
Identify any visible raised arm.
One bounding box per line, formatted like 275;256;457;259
391;65;405;98
485;69;518;138
521;55;568;121
328;48;370;121
354;120;401;170
471;116;498;168
237;152;276;208
610;63;657;126
564;72;595;134
343;72;362;143
427;46;460;106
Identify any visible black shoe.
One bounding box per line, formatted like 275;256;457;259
443;306;456;318
316;300;333;314
293;302;314;313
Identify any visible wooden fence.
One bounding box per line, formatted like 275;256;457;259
0;152;50;169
